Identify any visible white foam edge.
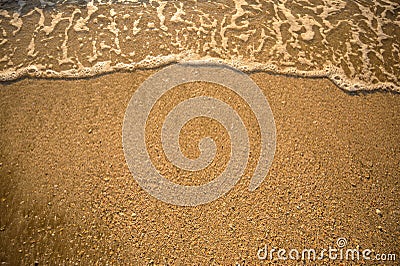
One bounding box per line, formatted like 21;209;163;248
0;53;398;93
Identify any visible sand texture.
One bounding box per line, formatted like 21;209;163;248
0;72;399;264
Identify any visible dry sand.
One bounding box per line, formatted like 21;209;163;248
0;71;399;264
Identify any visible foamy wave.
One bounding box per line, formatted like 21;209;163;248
0;0;399;92
1;53;397;92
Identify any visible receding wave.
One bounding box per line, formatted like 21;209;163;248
0;0;399;92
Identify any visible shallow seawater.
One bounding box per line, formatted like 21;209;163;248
0;0;399;92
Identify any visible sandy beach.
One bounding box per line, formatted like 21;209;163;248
0;71;399;264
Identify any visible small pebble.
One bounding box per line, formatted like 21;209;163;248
375;209;382;215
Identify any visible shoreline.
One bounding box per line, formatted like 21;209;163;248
1;59;399;93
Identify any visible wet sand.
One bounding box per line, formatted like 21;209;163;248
0;72;399;264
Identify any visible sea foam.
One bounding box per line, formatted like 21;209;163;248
0;0;399;92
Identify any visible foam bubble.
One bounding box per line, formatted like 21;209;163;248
0;0;398;93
